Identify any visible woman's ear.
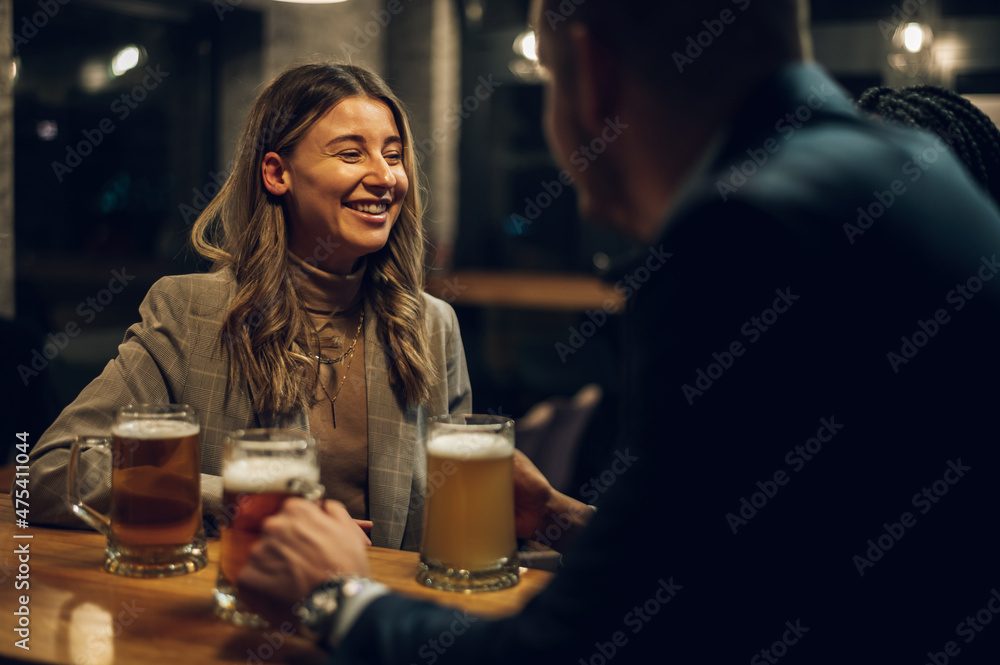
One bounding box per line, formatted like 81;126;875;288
262;152;290;196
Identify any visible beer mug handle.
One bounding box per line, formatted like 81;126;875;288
67;436;112;536
286;478;325;503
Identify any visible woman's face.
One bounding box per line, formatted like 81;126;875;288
270;96;409;274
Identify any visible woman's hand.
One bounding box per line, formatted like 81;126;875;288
513;449;556;538
513;449;593;552
354;519;374;543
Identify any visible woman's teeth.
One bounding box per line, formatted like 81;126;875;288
347;202;387;214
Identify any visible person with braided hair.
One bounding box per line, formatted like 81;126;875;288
857;84;1000;204
238;2;1000;662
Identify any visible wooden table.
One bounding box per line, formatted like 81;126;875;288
426;271;625;312
0;498;551;664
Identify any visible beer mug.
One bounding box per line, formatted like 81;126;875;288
67;403;207;578
417;414;520;592
213;429;323;627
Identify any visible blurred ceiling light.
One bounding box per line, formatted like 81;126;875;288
36;120;58;141
111;45;142;76
272;0;349;3
465;0;484;25
81;60;111;92
513;30;537;62
902;22;931;53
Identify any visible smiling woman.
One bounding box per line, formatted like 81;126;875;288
261;97;409;276
26;63;473;552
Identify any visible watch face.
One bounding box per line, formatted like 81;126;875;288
299;576;368;629
340;577;368;599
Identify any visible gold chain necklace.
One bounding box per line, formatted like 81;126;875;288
314;311;364;428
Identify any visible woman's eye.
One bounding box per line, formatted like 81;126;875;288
339;150;362;161
384;152;402;164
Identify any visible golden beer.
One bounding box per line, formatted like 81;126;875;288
418;417;520;592
422;435;516;570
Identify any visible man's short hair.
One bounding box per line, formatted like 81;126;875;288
534;0;809;96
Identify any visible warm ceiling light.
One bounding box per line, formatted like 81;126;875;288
272;0;349;3
513;30;537;62
111;45;141;76
903;22;929;53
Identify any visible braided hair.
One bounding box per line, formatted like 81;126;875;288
857;85;1000;205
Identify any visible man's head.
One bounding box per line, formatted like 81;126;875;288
531;0;811;238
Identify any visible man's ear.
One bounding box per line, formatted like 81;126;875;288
262;152;290;196
567;23;620;135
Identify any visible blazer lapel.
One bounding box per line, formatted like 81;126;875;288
363;300;421;549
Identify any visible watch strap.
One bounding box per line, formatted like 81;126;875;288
296;575;389;650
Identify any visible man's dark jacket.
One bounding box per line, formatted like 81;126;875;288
335;63;1000;664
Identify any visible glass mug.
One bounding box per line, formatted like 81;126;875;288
417;414;520;592
67;403;207;578
213;429;323;627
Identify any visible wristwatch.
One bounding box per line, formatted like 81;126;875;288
295;575;373;647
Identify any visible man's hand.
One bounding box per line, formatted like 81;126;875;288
513;449;593;551
237;498;371;625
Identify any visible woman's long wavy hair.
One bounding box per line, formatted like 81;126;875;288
191;62;433;415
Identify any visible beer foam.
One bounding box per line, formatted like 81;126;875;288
427;432;511;460
112;419;199;439
223;458;320;493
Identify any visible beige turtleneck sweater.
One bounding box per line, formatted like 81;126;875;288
288;252;369;520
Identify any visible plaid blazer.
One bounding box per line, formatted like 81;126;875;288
26;270;472;550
